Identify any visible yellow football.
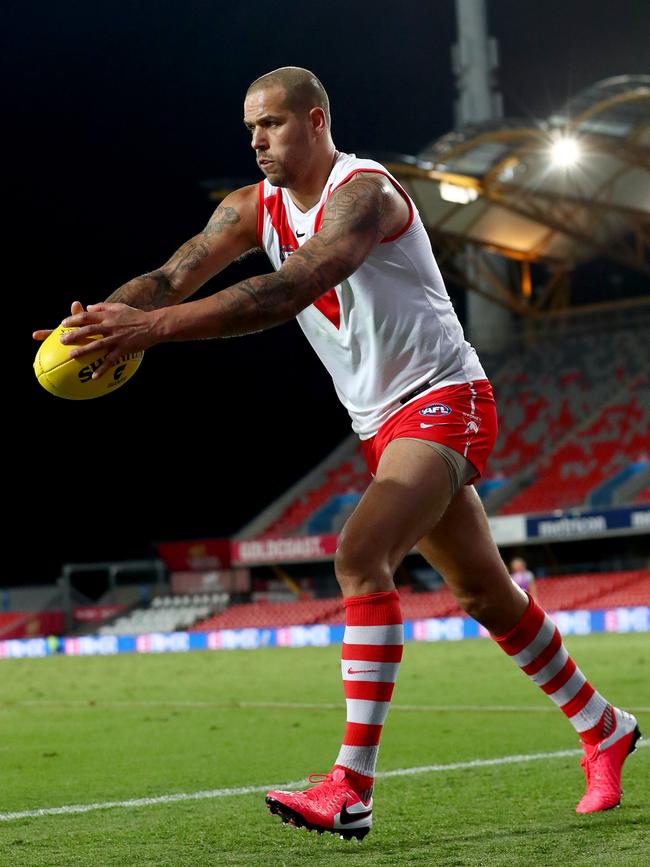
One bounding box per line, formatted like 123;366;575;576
34;324;144;400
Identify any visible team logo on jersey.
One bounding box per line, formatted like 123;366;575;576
279;243;297;263
419;403;452;417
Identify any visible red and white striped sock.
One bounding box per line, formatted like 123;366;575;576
493;594;613;744
334;590;403;789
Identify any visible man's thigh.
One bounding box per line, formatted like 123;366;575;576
338;438;456;577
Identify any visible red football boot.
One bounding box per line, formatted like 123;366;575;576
576;707;642;814
266;766;373;840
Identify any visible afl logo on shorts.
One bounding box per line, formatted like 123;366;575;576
419;403;452;417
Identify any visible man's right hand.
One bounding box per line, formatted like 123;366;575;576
32;185;258;344
33;300;85;342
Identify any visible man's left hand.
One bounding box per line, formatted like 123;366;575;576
60;302;161;379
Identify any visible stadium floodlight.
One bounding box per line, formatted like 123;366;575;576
550;134;581;168
439;182;479;204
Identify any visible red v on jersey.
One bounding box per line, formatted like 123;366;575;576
258;183;341;329
312;189;340;328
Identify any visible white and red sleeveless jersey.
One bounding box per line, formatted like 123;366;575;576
256;151;486;438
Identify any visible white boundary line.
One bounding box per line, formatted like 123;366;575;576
8;699;650;714
1;741;646;823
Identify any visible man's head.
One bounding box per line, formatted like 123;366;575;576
244;67;333;189
247;67;331;127
510;557;527;573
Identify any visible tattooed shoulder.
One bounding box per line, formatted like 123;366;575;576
320;173;388;240
321;172;409;244
203;205;241;238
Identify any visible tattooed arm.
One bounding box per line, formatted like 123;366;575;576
57;173;409;374
105;184;260;310
32;184;259;343
155;172;408;337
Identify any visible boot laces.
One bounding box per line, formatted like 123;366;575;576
307;772;334;785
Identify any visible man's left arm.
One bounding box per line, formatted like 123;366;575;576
63;173;408;375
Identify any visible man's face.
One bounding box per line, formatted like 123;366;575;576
243;85;313;188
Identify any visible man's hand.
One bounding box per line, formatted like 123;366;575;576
59;302;163;379
32;185;258;362
32;300;85;342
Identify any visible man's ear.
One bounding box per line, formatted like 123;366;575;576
309;106;328;137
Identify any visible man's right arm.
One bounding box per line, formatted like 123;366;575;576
105;184;259;311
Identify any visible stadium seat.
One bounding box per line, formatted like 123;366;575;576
479;323;649;513
500;385;650;515
98;593;227;636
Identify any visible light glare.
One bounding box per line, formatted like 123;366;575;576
550;136;581;168
439;182;479;204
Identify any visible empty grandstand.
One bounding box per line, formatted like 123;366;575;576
69;569;648;636
187;570;650;632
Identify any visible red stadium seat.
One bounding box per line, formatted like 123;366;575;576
499;391;650;514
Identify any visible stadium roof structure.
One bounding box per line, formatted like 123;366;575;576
203;75;650;316
380;75;650;315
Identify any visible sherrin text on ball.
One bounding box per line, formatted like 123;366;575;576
34;324;144;399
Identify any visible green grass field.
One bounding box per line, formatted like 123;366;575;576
1;633;648;866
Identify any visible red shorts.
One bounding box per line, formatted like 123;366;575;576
361;379;498;483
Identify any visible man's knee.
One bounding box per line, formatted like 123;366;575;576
334;535;394;597
334;539;382;586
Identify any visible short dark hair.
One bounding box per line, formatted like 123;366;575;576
247;66;331;127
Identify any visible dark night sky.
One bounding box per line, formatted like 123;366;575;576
10;0;649;587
